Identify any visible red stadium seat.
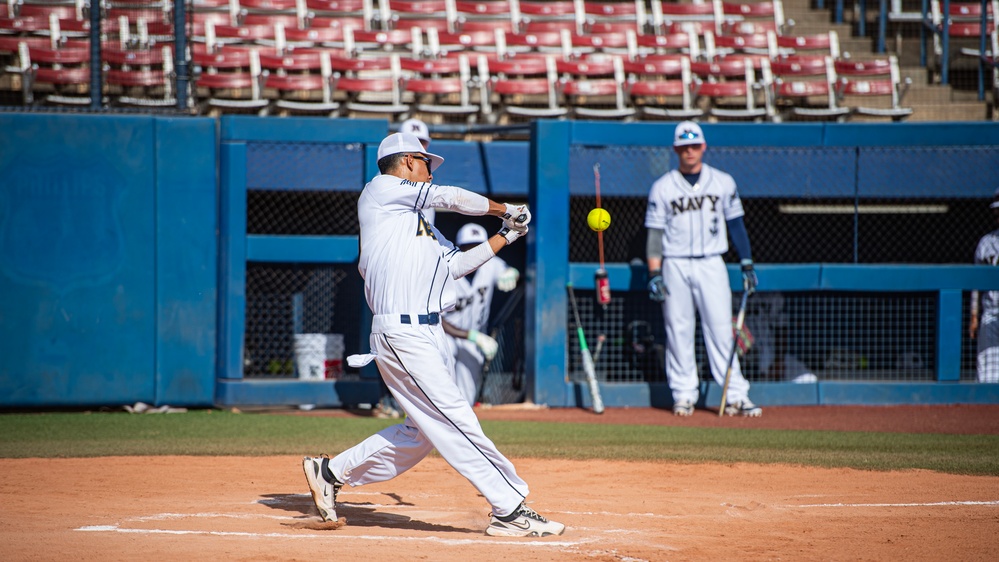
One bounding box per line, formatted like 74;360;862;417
333;53;409;117
259;49;341;115
104;46;177;107
773;31;841;61
624;54;703;120
404;53;483;120
835;55;913;121
691;56;771;120
557;55;635;119
481;54;567;122
193;46;269;113
5;41;91;105
769;55;850;122
719;1;790;36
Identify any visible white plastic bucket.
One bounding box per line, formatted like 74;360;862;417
294;333;345;381
295;333;345;411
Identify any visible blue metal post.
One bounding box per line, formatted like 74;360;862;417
89;2;101;109
175;0;190;110
859;0;867;38
921;0;928;67
937;290;962;381
218;142;248;380
978;0;988;100
529;120;572;407
877;0;887;53
942;0;951;84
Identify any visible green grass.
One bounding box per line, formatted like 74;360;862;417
1;411;997;476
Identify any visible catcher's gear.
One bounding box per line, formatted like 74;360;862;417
468;329;498;360
648;270;668;301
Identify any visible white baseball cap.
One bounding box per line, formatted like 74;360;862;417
673;121;706;147
400;118;431;145
456;223;489;246
377;132;444;172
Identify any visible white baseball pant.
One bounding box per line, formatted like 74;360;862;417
329;314;528;517
661;256;751;404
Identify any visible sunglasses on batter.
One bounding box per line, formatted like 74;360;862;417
410;154;432;173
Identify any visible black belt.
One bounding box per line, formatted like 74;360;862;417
400;313;440;325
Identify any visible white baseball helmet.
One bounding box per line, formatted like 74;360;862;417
456;223;489;246
376;132;443;172
400;118;431;145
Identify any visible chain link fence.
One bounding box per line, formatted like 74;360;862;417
245;263;359;379
566;287;966;386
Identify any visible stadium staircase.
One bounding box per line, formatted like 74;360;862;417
783;0;990;120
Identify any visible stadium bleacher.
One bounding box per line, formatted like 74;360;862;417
0;0;994;121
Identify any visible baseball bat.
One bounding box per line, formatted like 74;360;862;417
718;289;752;417
567;283;605;414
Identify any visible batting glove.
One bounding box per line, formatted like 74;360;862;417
741;259;758;294
502;203;531;232
648;270;668;302
496;266;520;292
497;225;528;245
468;329;498;360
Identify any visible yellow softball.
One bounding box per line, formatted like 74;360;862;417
587;208;611;232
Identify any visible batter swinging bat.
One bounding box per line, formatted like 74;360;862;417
718;289;751;417
567;283;605;414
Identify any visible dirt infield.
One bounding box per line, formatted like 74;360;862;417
2;406;998;561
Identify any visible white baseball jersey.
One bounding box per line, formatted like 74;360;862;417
445;257;508;333
444;257;508;404
645;164;745;258
974;229;999;323
357;174;470;315
974;229;999;382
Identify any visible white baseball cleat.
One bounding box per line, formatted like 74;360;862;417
302;455;343;522
485;503;565;537
725;399;763;417
672;400;694;416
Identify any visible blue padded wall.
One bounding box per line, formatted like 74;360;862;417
0;114;217;408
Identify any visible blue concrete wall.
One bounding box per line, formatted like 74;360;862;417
0;114;217;408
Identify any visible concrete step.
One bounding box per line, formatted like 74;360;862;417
906;101;990;121
905;85;957;103
899;66;929;84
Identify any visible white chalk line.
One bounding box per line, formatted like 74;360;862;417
259;496;680;521
74;524;589;547
780;500;999;508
